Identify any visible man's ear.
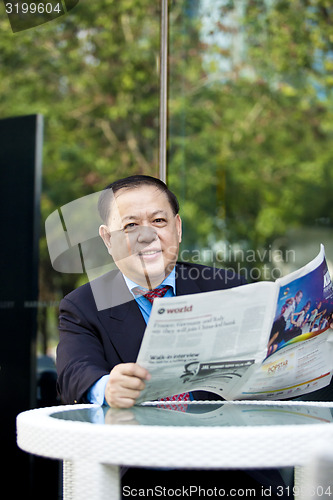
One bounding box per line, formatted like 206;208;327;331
99;225;112;254
176;214;182;243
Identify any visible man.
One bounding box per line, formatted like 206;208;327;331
57;175;246;407
55;175;296;498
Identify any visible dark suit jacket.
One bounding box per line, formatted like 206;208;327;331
57;262;246;404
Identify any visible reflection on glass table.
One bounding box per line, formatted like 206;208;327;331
51;401;333;427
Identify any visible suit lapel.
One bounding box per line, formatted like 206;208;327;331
108;300;147;363
175;262;202;296
97;271;147;363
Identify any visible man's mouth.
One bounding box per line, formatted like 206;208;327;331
138;249;162;258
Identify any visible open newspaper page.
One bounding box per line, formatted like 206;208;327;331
136;245;333;403
136;281;278;403
239;245;333;400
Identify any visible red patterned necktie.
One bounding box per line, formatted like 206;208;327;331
158;391;191;412
133;285;171;303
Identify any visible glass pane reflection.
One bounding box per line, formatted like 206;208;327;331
51;402;333;427
168;0;333;282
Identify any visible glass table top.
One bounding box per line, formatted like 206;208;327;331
50;402;333;427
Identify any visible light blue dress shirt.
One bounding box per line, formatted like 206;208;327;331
87;269;176;405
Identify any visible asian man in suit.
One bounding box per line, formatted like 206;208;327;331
57;174;247;407
56;174;309;498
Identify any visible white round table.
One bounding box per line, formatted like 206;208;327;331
16;400;333;500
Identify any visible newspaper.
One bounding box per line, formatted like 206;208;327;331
136;244;333;403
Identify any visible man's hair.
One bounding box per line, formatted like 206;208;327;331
98;175;180;223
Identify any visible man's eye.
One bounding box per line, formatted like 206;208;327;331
123;223;137;232
154;218;166;224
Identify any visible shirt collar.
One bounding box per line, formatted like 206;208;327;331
123;266;176;297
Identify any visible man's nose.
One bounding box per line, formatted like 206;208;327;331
136;225;158;243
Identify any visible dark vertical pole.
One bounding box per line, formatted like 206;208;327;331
159;0;169;183
0;114;43;497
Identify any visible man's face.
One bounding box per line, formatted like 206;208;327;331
99;185;182;288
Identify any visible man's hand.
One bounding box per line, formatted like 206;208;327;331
105;363;151;408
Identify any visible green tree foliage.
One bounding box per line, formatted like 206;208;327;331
0;1;160;348
168;0;333;271
0;0;160;301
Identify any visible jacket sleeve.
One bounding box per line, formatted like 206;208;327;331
56;296;111;404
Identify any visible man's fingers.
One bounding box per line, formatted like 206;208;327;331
110;397;137;409
105;362;151;409
119;375;146;391
109;363;150;389
119;363;151;381
107;385;142;409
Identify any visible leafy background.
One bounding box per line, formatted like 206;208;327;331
0;0;332;353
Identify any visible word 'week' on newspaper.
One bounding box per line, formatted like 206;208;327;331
136;244;333;403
